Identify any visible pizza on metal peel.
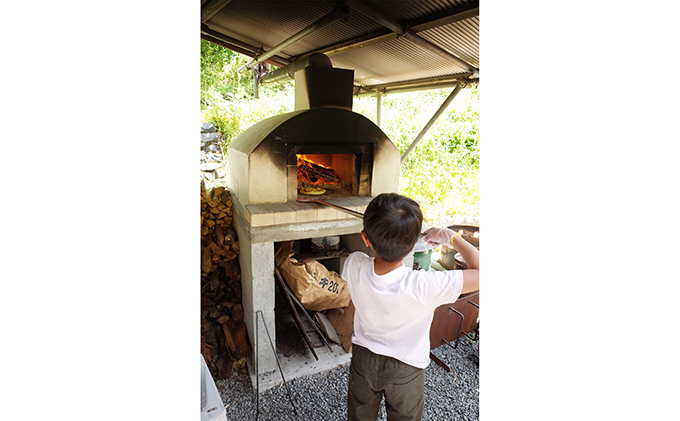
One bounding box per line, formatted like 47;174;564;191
299;186;326;195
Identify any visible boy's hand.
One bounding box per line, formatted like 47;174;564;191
422;228;458;248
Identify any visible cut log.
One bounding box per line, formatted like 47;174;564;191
223;227;237;245
232;357;247;369
208;241;227;257
216;226;224;245
234;322;251;358
220;322;239;358
216;356;233;379
202;248;212;273
230;304;244;322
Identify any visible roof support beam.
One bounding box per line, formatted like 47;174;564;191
259;53;332;86
400;84;464;164
380;78;477;96
290;1;478;61
200;30;291;68
314;31;397;59
201;25;258;55
354;73;471;96
254;2;479;88
348;0;478;74
408;1;479;32
201;0;233;23
238;3;349;73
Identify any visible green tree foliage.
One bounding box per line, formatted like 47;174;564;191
200;40;292;148
354;87;479;225
200;40;479;225
200;40;250;107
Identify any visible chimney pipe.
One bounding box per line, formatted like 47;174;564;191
293;58;354;111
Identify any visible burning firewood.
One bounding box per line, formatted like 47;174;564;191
297;155;351;189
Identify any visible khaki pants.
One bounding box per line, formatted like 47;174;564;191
347;344;425;421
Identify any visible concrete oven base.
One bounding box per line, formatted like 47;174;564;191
231;194;371;391
231;193;416;392
246;335;352;393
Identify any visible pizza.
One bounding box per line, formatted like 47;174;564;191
299;186;326;195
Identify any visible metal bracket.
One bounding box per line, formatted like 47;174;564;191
445;305;465;349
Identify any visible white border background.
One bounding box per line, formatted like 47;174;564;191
1;1;678;419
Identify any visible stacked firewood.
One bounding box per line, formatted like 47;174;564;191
200;185;251;380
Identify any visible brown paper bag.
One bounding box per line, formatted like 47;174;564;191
326;300;355;353
276;243;351;312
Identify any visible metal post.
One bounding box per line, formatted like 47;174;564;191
376;93;382;128
238;3;349;73
253;69;259;99
400;84;464;163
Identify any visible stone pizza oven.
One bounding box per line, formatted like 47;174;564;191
228;57;402;389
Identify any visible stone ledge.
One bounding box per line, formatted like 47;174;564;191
244;197;373;227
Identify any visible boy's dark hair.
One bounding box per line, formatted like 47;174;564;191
363;193;423;263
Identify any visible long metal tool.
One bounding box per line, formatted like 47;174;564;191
296;198;430;241
255;310;299;420
296;197;364;218
275;268;319;360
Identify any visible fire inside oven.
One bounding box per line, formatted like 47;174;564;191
297;154;357;195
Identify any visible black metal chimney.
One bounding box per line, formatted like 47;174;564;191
294;58;354;111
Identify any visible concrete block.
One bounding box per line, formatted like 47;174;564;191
269;203;296;225
246;301;277;374
287;200;317;223
236;225;254;281
317;205;338;221
250;218;363;244
252;275;275;311
246;204;274;227
355;196;373;214
286;165;298;202
325;197;359;220
250;242;274;279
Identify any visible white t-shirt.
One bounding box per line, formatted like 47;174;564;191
342;251;464;369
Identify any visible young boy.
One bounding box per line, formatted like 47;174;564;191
342;193;479;421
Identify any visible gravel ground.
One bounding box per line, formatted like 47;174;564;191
215;335;479;421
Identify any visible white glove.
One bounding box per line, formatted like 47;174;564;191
422;228;457;248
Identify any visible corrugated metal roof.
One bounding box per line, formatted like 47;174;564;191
330;36;467;85
201;0;479;93
420;17;480;68
355;0;469;23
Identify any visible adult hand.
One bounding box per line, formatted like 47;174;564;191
422;228;457;248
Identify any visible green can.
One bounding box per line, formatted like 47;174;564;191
412;249;433;271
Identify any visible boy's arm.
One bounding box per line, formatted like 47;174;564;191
451;235;478;269
423;228;479;293
452;235;479;293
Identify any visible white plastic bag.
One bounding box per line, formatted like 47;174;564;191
201;354;227;421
